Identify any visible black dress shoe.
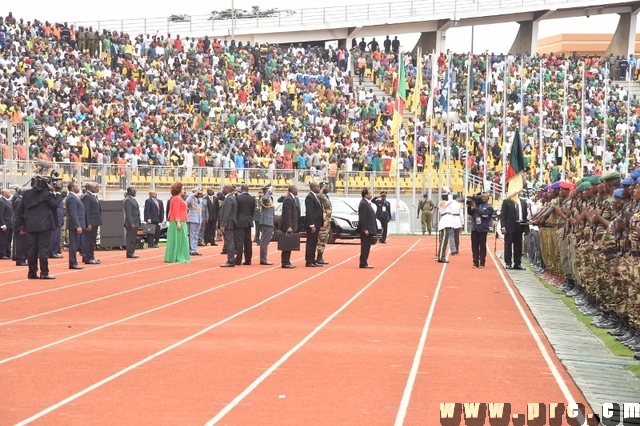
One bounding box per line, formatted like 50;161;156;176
220;262;235;267
359;265;373;269
505;265;513;269
242;261;251;265
316;259;328;265
16;261;27;266
512;265;526;270
69;265;84;270
48;254;63;259
260;261;273;265
305;263;317;267
190;252;202;256
0;256;9;260
84;259;100;264
437;259;449;263
127;255;139;259
28;274;39;279
40;275;56;280
282;264;296;269
314;262;324;267
234;261;242;265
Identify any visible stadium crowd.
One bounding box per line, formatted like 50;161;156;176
0;11;639;189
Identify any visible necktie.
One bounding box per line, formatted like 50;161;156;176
153;198;159;211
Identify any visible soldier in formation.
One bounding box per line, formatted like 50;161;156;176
529;169;640;361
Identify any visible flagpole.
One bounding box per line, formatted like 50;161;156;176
463;52;472;233
581;61;586;178
412;47;422;234
626;63;632;174
429;50;437;203
446;54;452;192
395;50;403;228
501;60;508;201
483;54;490;190
538;64;544;183
603;62;609;163
561;59;568;181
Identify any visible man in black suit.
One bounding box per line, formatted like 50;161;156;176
123;187;141;258
202;188;219;246
279;185;299;269
304;182;324;267
66;182;86;270
372;192;391;243
499;194;529;270
15;176;59;279
0;189;13;259
143;191;164;248
358;188;377;269
49;181;65;259
219;184;238;267
82;182;102;264
234;184;255;265
11;188;27;266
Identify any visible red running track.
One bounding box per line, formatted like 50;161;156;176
0;237;593;425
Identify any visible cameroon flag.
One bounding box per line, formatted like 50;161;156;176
382;157;392;177
506;129;526;200
284;142;295;157
390;53;406;139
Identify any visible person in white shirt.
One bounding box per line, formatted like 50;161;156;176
436;190;455;263
449;194;463;255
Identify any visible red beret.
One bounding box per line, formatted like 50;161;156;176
559;181;575;190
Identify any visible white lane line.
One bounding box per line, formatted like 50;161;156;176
0;245;304;326
206;239;421;426
0;254;212;303
13;251;362;426
0;252;166;288
0;246;340;360
0;251;126;277
487;248;578;406
394;256;447;426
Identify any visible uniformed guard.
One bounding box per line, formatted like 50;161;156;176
417;193;435;236
316;182;332;265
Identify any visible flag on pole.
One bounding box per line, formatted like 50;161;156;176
506;128;526;199
440;56;452;113
412;50;423;115
390;53;407;139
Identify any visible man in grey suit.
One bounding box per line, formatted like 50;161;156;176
82;182;102;264
66;182;86;270
185;188;203;256
123;187;141;258
258;185;275;265
219;184;237;267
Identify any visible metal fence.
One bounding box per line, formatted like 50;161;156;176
0;160;502;233
0;120;29;165
63;0;607;39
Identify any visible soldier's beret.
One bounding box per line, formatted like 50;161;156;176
630;168;640;180
559;181;574;190
613;188;624;198
602;171;621;181
637;177;640;185
621;176;633;186
549;181;562;190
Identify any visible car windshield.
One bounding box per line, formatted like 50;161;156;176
331;199;357;214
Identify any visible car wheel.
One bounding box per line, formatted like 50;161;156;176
328;232;337;244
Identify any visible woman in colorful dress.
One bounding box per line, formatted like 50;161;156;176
164;181;190;263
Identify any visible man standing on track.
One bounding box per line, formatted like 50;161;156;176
123;187;141;259
144;191;164;248
82;182;102;265
304;182;324;267
358;188;377;269
468;193;494;268
12;188;27;266
0;188;13;259
185;188;203;256
234;184;255;265
49;181;64;259
417;193;435;236
372;192;391;243
436;192;455;263
66;182;86;270
202;188;219;247
316;182;332;265
258;185;275;265
499;192;529;270
220;184;238;267
279;185;299;269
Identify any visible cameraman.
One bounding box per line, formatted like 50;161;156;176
468;193;494;268
15;175;59;279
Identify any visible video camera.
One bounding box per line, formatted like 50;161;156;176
30;170;62;192
466;192;483;206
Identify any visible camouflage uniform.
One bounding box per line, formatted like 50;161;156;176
316;191;332;262
417;197;435;235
